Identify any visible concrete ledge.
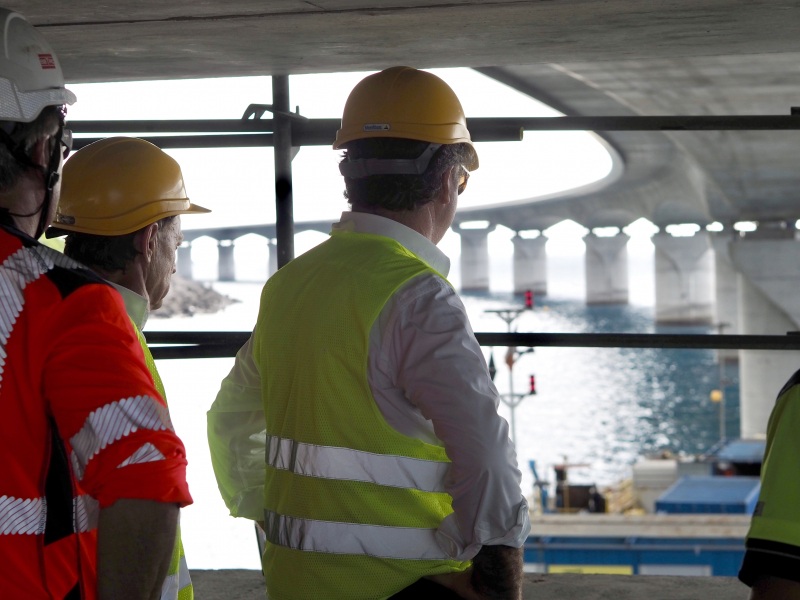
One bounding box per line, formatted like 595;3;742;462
190;570;749;599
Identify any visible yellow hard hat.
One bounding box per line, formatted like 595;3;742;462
52;137;210;236
334;66;479;171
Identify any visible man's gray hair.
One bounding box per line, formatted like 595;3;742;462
0;106;61;191
340;138;474;212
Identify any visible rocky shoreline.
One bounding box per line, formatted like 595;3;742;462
152;276;239;319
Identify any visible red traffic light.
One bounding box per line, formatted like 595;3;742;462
529;375;537;395
524;290;533;309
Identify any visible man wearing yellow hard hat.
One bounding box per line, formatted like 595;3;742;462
48;136;210;600
209;67;530;600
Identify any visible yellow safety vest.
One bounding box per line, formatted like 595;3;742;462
131;319;194;600
253;230;470;600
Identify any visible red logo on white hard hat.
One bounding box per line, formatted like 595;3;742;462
38;54;56;70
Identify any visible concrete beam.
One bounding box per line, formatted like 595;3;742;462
268;240;278;278
710;234;740;363
512;234;547;295
584;232;629;305
218;242;236;282
652;232;715;325
730;233;800;437
454;224;496;291
177;244;193;280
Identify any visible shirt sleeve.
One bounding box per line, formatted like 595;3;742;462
384;274;530;562
207;331;267;521
739;374;800;586
42;284;192;509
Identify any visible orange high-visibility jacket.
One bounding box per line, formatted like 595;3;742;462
0;219;192;599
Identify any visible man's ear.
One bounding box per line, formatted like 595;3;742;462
440;166;457;205
31;136;52;170
133;222;160;262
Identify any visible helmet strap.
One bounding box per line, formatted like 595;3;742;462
339;143;443;179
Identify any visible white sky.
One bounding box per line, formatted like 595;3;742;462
67;68;656;260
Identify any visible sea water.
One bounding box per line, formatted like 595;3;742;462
147;254;739;569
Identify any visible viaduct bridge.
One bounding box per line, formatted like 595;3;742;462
23;0;800;440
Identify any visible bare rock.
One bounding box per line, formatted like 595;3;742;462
151;275;239;319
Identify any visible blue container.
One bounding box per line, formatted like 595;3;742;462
655;476;761;514
716;440;765;465
523;535;745;576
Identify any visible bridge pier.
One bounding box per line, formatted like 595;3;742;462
268;239;278;278
730;230;800;438
651;231;715;325
711;235;739;362
178;243;193;280
455;224;496;291
512;234;547;295
584;232;629;305
218;241;236;282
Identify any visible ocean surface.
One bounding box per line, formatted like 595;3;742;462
147;251;739;569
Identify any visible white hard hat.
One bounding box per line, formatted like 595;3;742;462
0;8;75;123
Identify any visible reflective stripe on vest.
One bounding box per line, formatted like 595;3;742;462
266;434;449;493
0;495;46;535
263;509;449;561
161;555;192;599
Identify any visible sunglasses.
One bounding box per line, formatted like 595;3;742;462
458;167;470;195
60;129;73;160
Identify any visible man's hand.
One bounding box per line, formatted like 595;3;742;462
750;576;800;600
97;499;179;600
426;545;524;600
426;569;483;600
471;545;524;600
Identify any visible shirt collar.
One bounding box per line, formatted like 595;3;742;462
332;211;450;277
107;281;149;331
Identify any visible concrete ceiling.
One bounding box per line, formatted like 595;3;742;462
10;1;800;82
456;53;800;231
12;1;800;230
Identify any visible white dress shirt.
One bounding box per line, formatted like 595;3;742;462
208;212;530;561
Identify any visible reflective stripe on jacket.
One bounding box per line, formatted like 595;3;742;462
131;321;193;600
253;230;470;600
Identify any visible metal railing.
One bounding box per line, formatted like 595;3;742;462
145;331;800;360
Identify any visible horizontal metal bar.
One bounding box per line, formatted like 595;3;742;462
69;115;800;149
145;331;800;360
476;332;800;350
149;345;244;360
147;332;251;345
73;134;274;151
510;115;800;131
70;119;275;133
524;542;744;552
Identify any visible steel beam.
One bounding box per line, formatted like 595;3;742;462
272;76;295;268
146;331;800;360
70;114;800;148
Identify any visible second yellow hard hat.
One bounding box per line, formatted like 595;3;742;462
53;137;210;236
334;66;479;171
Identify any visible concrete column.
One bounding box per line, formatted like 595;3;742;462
455;224;496;291
512;234;547;295
177;243;193;280
730;233;800;438
268;239;278;278
651;231;715;324
711;234;739;363
218;241;235;282
584;232;629;305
